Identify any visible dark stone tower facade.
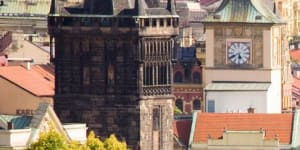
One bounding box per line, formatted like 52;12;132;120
48;0;179;149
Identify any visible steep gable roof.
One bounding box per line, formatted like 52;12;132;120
202;0;283;23
173;119;192;145
191;113;293;144
0;65;54;96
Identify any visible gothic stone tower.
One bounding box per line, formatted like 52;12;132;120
48;0;179;149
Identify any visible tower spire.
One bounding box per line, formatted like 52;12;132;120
135;0;146;16
167;0;176;15
49;0;55;14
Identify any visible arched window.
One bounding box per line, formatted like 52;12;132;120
174;72;183;83
193;72;202;83
193;99;201;110
175;99;183;112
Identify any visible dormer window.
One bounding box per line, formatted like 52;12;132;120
255;16;262;20
213;15;220;19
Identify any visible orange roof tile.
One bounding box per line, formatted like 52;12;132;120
174;120;192;145
193;113;293;144
0;65;54;96
290;50;300;62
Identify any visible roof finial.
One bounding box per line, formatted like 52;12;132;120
135;0;146;16
167;0;176;15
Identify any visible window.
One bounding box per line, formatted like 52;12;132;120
144;19;150;27
159;19;164;26
174;71;183;83
193;72;202;83
193;99;201;110
207;100;215;112
167;18;171;26
175;99;183;112
152;18;157;27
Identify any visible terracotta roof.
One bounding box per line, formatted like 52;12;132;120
192;113;293;144
174;119;192;145
0;65;54;96
290;50;300;62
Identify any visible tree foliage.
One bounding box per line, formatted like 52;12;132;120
103;134;127;150
85;131;104;150
27;128;67;150
27;129;128;150
174;106;183;115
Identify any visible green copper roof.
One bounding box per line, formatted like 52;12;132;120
0;0;50;17
0;115;32;129
203;0;284;24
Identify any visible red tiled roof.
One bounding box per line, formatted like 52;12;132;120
0;65;54;96
193;113;293;144
174;120;192;145
290;50;300;62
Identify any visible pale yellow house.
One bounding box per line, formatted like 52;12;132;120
0;65;54;115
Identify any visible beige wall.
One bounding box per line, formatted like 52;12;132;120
205;68;272;83
205;29;214;67
0;78;53;115
8;39;50;64
204;24;271;68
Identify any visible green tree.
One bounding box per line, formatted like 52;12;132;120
27;129;128;150
85;131;105;150
27;129;67;150
104;134;127;150
174;106;183;115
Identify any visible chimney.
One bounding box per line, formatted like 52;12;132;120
26;62;31;70
7;122;14;129
247;107;255;113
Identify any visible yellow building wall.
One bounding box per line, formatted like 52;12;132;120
0;77;53;115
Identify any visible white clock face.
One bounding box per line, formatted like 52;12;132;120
228;42;250;64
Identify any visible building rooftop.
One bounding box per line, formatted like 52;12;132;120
202;0;283;23
0;65;54;96
0;114;32;129
0;0;50;17
173;119;192;145
191;113;293;144
205;82;271;91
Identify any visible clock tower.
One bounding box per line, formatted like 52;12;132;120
48;0;178;149
202;0;285;113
